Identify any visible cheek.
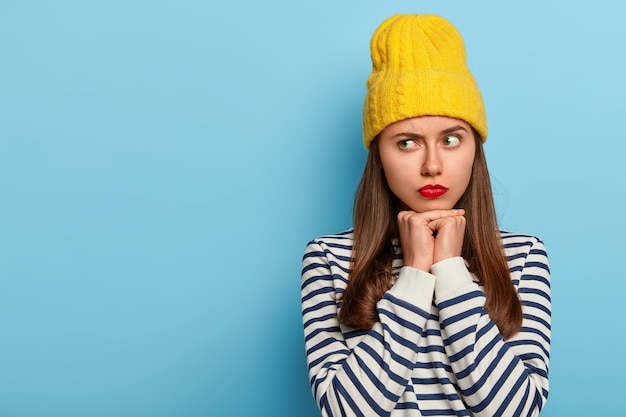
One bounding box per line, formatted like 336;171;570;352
463;161;474;180
457;147;475;175
446;150;475;191
457;158;475;189
380;157;411;189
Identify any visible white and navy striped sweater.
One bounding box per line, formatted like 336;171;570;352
301;230;550;416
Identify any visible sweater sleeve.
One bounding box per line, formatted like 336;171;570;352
432;238;551;417
301;240;435;417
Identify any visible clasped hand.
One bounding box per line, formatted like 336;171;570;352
397;209;466;272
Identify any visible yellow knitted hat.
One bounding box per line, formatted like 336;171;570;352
363;14;488;148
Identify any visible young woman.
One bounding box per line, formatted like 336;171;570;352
301;14;551;417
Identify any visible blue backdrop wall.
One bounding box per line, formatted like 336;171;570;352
1;1;624;416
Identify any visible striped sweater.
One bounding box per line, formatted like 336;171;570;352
301;230;551;416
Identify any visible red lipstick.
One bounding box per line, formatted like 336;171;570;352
419;184;448;198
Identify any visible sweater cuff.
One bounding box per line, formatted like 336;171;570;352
388;266;436;312
431;257;474;300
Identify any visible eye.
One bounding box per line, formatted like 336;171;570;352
398;139;417;150
442;135;461;147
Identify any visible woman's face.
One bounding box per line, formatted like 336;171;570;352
378;116;476;213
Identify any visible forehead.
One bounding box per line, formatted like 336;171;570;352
382;116;473;136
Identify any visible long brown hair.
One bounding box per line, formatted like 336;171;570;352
338;133;523;339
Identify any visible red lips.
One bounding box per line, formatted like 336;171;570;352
418;184;448;198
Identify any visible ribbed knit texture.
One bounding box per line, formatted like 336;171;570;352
301;230;551;416
363;14;488;148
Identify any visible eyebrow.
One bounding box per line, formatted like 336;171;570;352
391;125;469;139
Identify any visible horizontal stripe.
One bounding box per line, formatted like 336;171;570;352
301;229;551;416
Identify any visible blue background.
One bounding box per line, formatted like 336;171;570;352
1;1;623;416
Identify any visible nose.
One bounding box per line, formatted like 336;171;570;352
421;147;442;177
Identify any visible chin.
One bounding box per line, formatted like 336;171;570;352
410;200;456;213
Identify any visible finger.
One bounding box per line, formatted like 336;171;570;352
398;208;464;221
429;215;466;227
428;216;466;232
418;209;465;223
397;210;414;222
